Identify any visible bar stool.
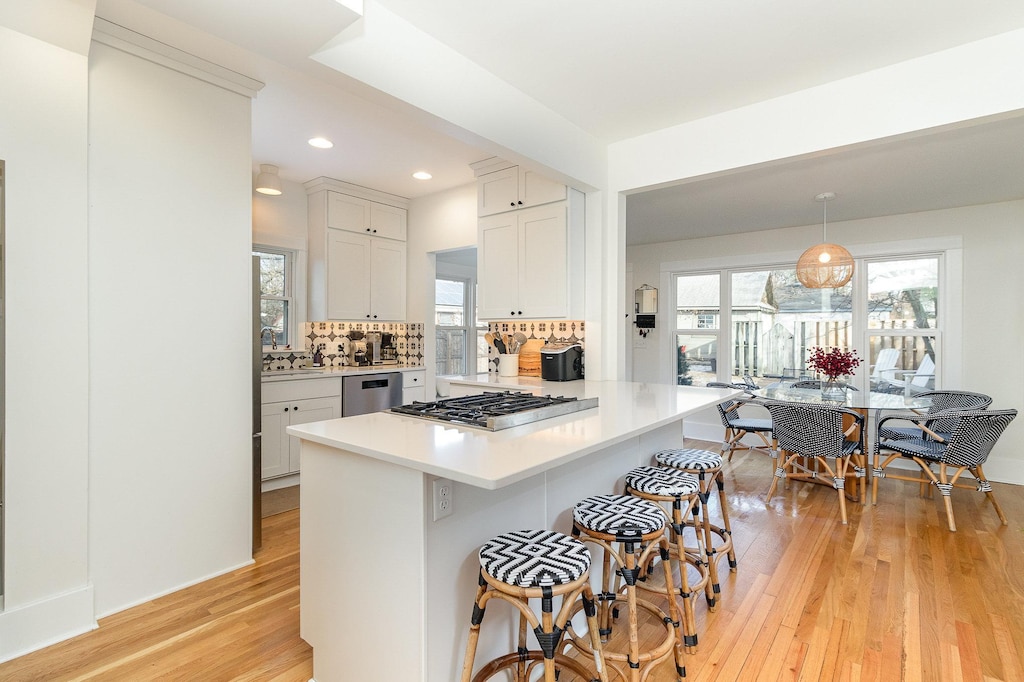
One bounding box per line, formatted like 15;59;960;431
623;465;709;652
653;448;737;608
567;494;687;682
461;529;608;682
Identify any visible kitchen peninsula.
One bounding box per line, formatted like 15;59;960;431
288;380;738;682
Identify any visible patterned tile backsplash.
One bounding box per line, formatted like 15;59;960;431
486;320;585;373
262;321;424;370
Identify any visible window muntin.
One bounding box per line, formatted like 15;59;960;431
254;248;292;348
436;277;488;375
671;252;944;390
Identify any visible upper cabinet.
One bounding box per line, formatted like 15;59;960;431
477;188;585;321
306;178;408;321
328;192;407;240
474;159;568;217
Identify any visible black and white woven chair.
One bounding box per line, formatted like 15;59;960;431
764;401;866;525
706;382;774;463
876;390;992;443
567;494;687;682
873;409;1016;532
652;448;737;609
461;529;608;682
623;465;709;652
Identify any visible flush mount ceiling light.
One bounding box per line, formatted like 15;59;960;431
796;192;854;288
308;137;333;149
254;164;282;196
412;171;432;180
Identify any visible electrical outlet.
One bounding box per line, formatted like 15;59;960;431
432;478;454;521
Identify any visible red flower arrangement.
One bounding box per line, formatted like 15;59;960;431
807;347;861;381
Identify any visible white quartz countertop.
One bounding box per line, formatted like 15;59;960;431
261;365;423;382
436;372;582;396
287;380;739;490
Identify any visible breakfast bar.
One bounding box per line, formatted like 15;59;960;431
288;380;737;682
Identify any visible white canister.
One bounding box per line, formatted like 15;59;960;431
498;354;520;377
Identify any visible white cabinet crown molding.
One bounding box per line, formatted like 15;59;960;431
303;176;409;210
91;18;264;98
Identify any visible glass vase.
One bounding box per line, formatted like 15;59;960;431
821;378;847;402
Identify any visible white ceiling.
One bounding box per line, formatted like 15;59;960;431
99;0;1024;241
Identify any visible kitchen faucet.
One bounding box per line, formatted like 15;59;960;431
260;326;278;350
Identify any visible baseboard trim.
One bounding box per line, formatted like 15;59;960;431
0;585;97;664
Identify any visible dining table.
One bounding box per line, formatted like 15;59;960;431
748;384;933;503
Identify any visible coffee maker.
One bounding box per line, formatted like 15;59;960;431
365;331;383;365
380;332;398;365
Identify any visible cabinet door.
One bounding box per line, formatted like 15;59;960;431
369;239;407;321
478;167;519;216
401;370;426;404
477;213;520;319
326;230;371;320
519;167;566;208
287;396;341;473
518;203;568;318
261;402;291;480
327;193;370;234
369;203;407;241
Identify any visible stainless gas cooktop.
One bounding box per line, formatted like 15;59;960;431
390;391;599;431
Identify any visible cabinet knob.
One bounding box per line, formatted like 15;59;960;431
293;405;299;411
284;407;289;412
366;314;371;318
517;200;523;205
373;314;378;319
365;228;370;232
510;311;515;316
510;201;516;207
372;229;377;233
517;311;522;315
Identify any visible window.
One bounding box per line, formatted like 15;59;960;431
670;249;947;390
866;256;939;393
254;248;293;348
435;277;488;375
674;273;720;386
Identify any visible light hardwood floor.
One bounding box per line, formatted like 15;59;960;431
2;439;1022;681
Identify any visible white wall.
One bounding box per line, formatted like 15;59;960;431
87;41;254;616
0;20;95;660
607;30;1024;383
626;200;1024;484
407;182;478;395
252;177;308;248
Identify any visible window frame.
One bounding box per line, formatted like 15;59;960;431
435;275;487;376
253;246;296;351
660;237;962;390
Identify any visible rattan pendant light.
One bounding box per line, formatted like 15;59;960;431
796;192;853;288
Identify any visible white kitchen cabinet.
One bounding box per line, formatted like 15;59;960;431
324;232;407;321
401;369;426;404
307;178;409;321
328;192;407;241
261;377;342;480
477;189;585;320
476;163;566;217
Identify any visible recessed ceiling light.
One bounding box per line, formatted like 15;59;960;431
412;171;432;180
308;137;334;149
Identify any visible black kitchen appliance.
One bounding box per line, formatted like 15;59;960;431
540;344;584;381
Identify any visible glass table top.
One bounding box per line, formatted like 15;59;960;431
752;386;931;411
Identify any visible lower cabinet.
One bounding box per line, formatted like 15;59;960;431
261;396;341;480
402;369;426;404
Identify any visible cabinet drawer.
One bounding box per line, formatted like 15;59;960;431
262;377;342;404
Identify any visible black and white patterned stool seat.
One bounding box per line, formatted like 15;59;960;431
478;530;591;588
573;494;665;538
654;448;723;471
626;465;700;497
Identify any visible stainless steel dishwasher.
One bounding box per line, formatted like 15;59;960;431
342;372;403;416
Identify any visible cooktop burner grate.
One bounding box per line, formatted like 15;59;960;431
391;391;599;431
